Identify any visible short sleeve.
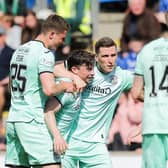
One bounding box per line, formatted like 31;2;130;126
122;70;134;91
54;77;74;106
38;51;55;74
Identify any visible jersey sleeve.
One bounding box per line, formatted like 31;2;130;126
54;77;74;106
122;70;134;91
38;51;55;74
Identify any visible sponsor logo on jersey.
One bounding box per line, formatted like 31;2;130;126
85;85;112;95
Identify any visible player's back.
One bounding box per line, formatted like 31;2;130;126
136;37;168;134
8;40;54;123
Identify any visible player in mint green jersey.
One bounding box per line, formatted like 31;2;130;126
44;50;95;156
130;12;168;168
54;37;133;168
5;14;76;168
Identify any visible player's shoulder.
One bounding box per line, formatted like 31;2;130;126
115;66;133;79
143;37;163;50
14;42;31;56
115;66;132;74
28;40;51;54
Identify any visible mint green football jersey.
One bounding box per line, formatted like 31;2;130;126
7;40;55;123
71;65;133;143
56;92;81;141
135;37;168;134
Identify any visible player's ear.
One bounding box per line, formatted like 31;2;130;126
71;66;79;74
95;55;98;62
49;31;55;40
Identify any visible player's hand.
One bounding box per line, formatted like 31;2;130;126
53;134;68;155
72;74;86;92
61;81;76;93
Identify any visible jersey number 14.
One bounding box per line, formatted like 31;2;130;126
149;65;168;97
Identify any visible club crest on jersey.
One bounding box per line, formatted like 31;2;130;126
111;76;118;85
42;58;53;66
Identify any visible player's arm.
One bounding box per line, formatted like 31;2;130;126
40;72;75;96
54;62;86;91
44;97;68;154
137;89;144;102
131;75;144;101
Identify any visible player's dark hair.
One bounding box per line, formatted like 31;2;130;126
95;37;117;54
41;14;70;34
67;50;95;70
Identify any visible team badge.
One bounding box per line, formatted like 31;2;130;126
111;76;118;85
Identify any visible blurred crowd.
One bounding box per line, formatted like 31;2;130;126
0;0;167;152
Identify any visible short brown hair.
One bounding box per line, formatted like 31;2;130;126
41;14;70;34
95;37;117;54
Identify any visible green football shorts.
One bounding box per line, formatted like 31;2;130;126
5;120;61;167
62;137;112;168
142;134;168;168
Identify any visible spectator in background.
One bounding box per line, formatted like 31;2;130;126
0;14;23;49
155;0;168;33
107;92;143;152
117;0;161;76
53;0;92;56
0;25;14;151
21;10;41;44
120;0;161;55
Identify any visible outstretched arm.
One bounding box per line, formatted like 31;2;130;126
44;97;68;154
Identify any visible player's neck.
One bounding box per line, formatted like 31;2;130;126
35;34;48;48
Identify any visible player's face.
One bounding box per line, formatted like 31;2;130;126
49;31;66;50
96;46;117;73
72;64;94;84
